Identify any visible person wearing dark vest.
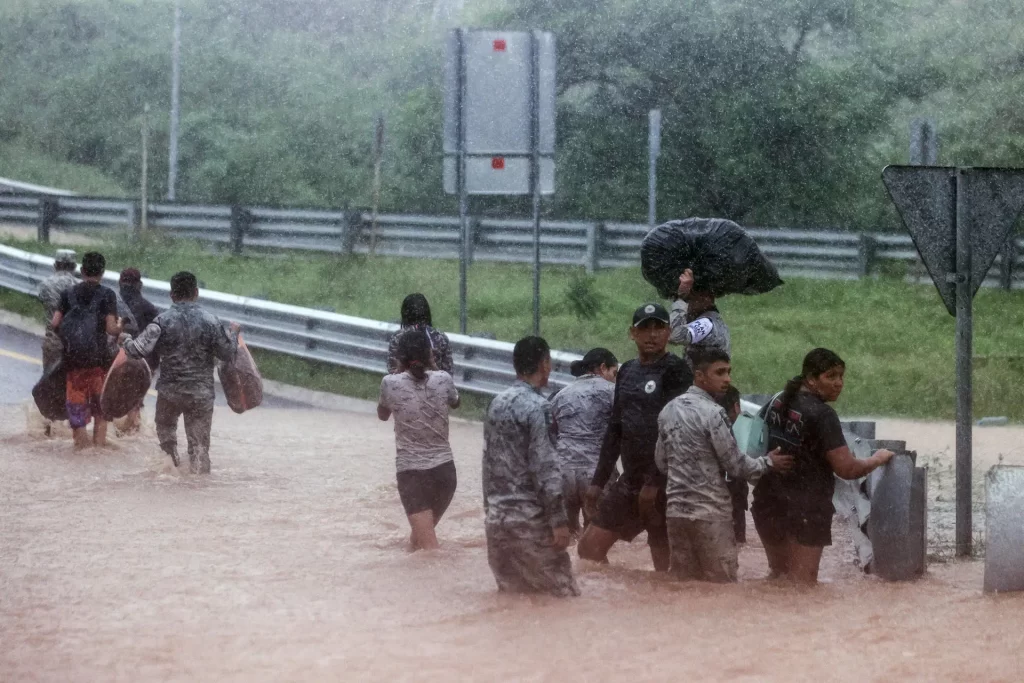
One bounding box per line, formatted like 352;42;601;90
576;303;693;571
753;348;894;583
50;252;122;450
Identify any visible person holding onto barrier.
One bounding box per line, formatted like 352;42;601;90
377;329;461;551
753;348;895;583
121;271;238;474
550;347;619;538
655;348;794;582
482;336;578;597
387;293;454;376
576;303;692;571
50;251;123;449
38;249;79;369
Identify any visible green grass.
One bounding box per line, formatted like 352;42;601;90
0;141;126;196
5;234;1024;421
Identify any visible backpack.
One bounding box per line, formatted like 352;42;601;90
60;285;111;369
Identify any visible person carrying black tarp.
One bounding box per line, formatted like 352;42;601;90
577;303;692;571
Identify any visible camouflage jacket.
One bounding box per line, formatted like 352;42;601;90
37;272;78;332
550;374;615;472
669;300;731;356
123;301;237;402
482;381;568;530
386;325;454;376
655;386;769;522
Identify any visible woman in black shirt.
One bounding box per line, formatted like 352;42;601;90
753;348;894;583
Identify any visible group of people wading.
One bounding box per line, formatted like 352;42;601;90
379;271;895;594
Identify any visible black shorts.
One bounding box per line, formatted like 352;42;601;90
396;460;457;520
592;478;668;548
751;495;832;548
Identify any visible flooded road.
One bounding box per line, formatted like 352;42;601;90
3;402;1024;682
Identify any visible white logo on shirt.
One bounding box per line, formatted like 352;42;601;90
687;317;714;343
644;380;657;394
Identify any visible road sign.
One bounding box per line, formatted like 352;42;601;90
882;167;1024;316
883;165;1024;557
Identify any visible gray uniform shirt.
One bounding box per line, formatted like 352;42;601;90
656;386;770;522
550;374;615;472
670;300;731;355
482;381;568;530
379;370;459;472
38;272;78;332
123;301;237;403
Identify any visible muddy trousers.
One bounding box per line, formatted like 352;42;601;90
155;395;214;473
486;523;580;598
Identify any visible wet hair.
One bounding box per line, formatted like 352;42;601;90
716;385;741;412
570;347;618;377
780;347;845;411
513;336;550;376
400;293;432;328
170;271;198;300
691;347;731;372
397;328;432;381
81;252;105;277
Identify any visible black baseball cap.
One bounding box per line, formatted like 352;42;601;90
632;302;670;327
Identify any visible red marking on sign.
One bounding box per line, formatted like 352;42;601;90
493;39;507;52
491;157;505;170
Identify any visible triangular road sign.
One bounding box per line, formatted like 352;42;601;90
883;166;1024;316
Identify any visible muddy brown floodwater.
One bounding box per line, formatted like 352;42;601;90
2;403;1024;682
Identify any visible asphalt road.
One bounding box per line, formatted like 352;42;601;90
0;324;306;409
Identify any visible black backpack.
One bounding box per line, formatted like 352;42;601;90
60;285;111;368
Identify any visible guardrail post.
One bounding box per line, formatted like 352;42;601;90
999;238;1016;291
129;200;142;237
858;233;877;278
585;221;605;274
468;216;483;265
340;208;359;256
230;205;251;255
37;196;59;244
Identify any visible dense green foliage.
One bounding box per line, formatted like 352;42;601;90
0;0;1022;229
6;234;1024;421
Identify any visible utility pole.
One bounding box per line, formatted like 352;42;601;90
168;0;181;201
141;103;150;235
370;114;384;254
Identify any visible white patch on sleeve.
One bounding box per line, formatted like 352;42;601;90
687;317;714;343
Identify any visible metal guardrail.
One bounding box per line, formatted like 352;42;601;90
0;244;582;398
1;193;1022;287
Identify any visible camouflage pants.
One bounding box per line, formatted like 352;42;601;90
155;395;214;474
486;523;580;598
666;517;738;583
41;331;63;371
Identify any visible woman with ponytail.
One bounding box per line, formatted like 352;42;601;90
752;348;894;583
377;329;461;551
550;348;619;536
386;293;454;375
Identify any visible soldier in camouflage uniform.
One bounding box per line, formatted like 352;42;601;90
550;347;618;536
669;268;731;358
482;336;579;598
122;272;238;474
37;250;78;369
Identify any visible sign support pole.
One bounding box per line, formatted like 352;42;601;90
456;29;469;335
530;30;542;336
648;109;661;229
954;167;973;557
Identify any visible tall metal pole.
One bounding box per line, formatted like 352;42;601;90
457;29;469;335
530;31;542;336
141;103;150;236
168;0;181;201
954;167;973;557
648;109;661;229
370;113;384;255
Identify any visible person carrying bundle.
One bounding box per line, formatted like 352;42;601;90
121;271;238;474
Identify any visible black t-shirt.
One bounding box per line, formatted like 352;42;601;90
592;352;693;489
755;390;847;512
58;281;118;369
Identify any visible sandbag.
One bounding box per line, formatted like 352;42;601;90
218;334;263;414
640;218;783;299
100;348;152;420
33;359;67;421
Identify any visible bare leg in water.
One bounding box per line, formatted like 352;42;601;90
408;510;439;551
785;541;825;584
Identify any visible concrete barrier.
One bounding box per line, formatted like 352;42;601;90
984;466;1024;593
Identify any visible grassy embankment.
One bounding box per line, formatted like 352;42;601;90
0;141;125;196
5;234;1024;422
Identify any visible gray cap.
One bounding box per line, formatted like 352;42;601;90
54;249;76;266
